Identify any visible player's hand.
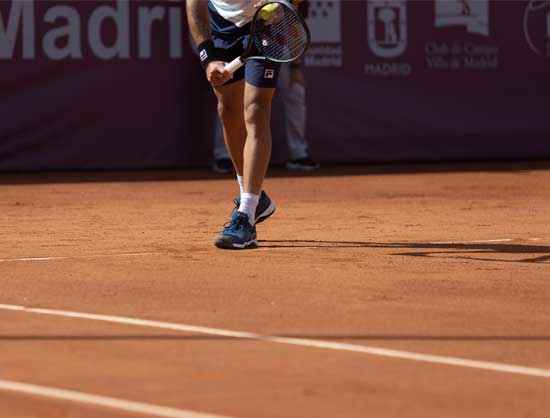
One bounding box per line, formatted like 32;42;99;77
206;61;232;87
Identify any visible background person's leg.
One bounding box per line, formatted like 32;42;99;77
278;64;309;161
212;116;233;173
279;64;320;171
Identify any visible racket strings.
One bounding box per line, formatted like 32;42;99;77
254;4;308;62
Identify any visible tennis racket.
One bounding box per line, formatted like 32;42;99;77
224;0;311;74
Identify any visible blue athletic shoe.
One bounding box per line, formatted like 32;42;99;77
233;190;276;224
214;211;258;249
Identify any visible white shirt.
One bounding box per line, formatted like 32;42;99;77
210;0;256;27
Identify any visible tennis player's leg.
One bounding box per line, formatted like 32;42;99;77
216;83;276;246
236;59;280;226
213;83;278;249
213;80;259;249
243;84;274;195
216;62;278;226
213;80;246;177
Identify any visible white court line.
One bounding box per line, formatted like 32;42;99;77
1;304;549;379
0;379;236;418
0;253;163;263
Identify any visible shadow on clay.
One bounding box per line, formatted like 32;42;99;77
258;240;550;264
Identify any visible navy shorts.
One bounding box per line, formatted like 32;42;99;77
209;4;280;88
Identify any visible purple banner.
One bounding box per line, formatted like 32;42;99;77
1;1;549;171
303;0;550;162
0;0;196;170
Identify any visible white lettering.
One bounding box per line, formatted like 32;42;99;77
365;62;411;76
464;56;498;70
0;1;34;59
1;0;185;60
138;6;164;59
464;43;498;55
426;56;449;70
169;7;182;59
43;6;82;60
88;0;130;60
305;45;343;67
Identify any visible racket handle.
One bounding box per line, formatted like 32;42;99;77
225;57;244;74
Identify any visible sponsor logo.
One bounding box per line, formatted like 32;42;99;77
306;0;341;43
426;0;498;71
200;49;208;62
523;0;550;58
0;0;184;60
424;42;498;71
434;0;490;36
264;68;275;79
304;1;342;67
364;62;411;76
367;0;407;58
365;0;411;77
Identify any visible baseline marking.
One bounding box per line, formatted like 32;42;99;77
0;379;237;418
1;304;549;379
0;253;163;263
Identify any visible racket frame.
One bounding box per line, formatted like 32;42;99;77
224;0;311;74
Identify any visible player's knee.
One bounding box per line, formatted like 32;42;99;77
217;101;242;122
244;101;268;126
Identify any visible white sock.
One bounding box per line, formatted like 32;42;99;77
238;193;259;226
237;175;244;197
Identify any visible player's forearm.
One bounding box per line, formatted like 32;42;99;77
186;0;212;46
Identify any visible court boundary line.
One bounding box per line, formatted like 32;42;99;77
1;304;549;379
0;379;237;418
0;253;163;263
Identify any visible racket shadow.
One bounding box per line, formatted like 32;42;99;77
257;240;550;264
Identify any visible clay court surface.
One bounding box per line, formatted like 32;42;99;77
1;162;549;418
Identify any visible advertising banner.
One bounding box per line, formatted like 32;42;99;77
1;1;549;170
303;0;550;162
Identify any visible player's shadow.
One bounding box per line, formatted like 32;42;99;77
258;240;550;264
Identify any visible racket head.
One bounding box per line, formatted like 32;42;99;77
250;0;311;63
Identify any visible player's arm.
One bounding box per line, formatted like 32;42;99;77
186;0;211;47
186;0;231;86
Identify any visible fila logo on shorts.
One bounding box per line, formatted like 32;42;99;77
200;49;208;62
264;69;275;79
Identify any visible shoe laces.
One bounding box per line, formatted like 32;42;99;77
223;212;249;231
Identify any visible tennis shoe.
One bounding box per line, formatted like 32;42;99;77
286;157;320;171
214;211;258;249
233;190;275;224
212;158;234;174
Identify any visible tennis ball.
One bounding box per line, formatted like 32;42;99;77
259;4;278;21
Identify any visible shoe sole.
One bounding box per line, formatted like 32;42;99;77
212;166;234;174
256;201;276;224
214;237;258;250
286;163;320;171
